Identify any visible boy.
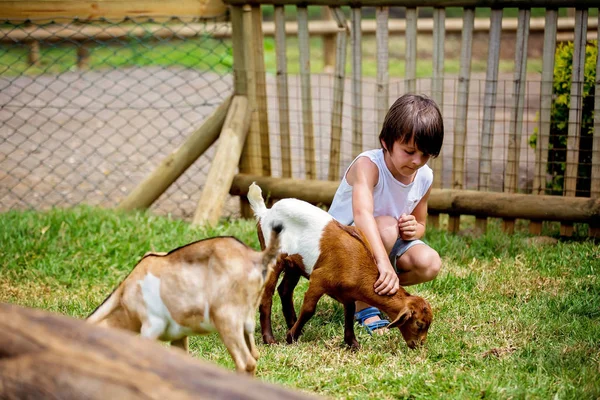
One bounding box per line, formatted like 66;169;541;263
328;94;444;334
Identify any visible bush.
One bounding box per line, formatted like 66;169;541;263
530;40;597;196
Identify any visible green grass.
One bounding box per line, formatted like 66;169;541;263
1;205;599;399
0;37;233;76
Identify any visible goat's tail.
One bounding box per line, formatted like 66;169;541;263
261;223;283;272
86;284;124;324
247;182;267;219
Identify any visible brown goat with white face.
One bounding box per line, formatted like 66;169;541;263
248;183;433;349
86;226;282;375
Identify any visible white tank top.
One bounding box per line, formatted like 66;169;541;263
328;149;433;225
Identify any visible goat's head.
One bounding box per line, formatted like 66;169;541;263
388;296;433;349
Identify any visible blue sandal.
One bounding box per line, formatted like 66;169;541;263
354;306;389;335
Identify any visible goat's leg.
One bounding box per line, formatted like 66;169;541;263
140;317;167;341
278;267;301;329
171;336;189;352
286;279;325;344
343;302;360;349
259;260;285;345
215;316;257;375
244;317;260;360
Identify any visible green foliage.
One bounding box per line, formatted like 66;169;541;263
1;206;599;399
532;40;597;195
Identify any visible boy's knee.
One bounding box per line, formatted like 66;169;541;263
423;253;441;281
401;247;441;283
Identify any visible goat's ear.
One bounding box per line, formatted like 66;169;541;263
388;308;412;328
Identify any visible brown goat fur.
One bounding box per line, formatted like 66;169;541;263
248;183;433;350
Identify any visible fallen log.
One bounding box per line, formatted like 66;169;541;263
0;302;318;400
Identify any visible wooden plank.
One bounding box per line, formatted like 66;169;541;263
222;0;600;8
376;6;389;130
427;213;440;229
591;14;600;239
327;7;347;181
297;6;317;179
351;7;363;158
252;5;272;177
504;8;530;193
231;174;600;223
502;219;515;234
405;7;417;93
274;5;292;178
452;7;474;190
430;7;445;191
449;7;474;231
564;9;588;197
447;215;460;233
475;216;487;234
0;0;227;21
533;9;558;195
118;96;232;211
0;303;316;400
529;221;543;235
479;8;502;194
560;223;574;237
593;13;600;198
321;7;336;71
230;6;246;95
193;96;250;226
28;40;40;66
239;5;263;179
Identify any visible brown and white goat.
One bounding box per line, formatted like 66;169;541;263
86;226;282;375
247;182;432;349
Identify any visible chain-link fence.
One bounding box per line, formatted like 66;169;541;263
1;16;234;220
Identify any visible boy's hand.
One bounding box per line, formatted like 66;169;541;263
398;213;418;241
374;261;399;296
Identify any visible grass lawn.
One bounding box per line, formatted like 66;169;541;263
1;206;599;399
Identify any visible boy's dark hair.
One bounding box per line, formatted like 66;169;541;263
379;94;444;157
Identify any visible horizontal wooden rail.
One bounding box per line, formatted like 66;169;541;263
0;0;227;21
223;0;597;8
230;174;600;224
1;17;596;43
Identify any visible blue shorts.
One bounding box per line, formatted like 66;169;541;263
389;239;428;273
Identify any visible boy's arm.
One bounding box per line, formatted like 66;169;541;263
398;186;431;241
347;157;400;296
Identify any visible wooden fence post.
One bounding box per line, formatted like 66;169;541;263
193;96;250;226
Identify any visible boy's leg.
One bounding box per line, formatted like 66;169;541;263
394;244;441;286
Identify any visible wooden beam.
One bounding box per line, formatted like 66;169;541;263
0;302;317;400
222;0;600;8
230;174;600;223
118;96;232;211
0;0;227;22
117;97;231;210
193;96;250;226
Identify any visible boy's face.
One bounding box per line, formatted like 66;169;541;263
382;139;430;180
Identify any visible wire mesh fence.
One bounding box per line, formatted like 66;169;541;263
1;12;596;224
1;16;234;220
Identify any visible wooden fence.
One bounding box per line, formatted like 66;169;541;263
2;0;599;236
222;0;600;237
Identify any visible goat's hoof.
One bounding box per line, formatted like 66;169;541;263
285;332;297;344
262;335;277;345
